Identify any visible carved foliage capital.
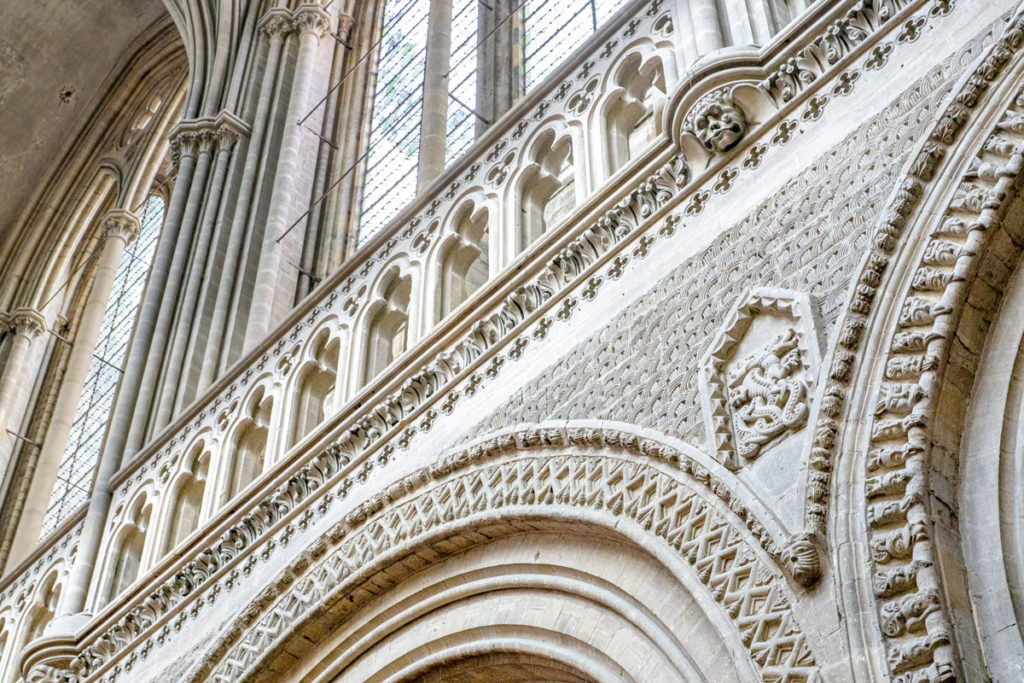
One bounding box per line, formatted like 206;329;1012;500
169;111;250;165
168;129;198;165
8;308;46;338
101;209;141;245
292;4;331;39
259;8;292;39
336;11;355;38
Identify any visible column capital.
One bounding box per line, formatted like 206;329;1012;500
101;209;141;245
337;12;355;38
8;308;46;338
213;110;249;152
259;7;293;39
292;3;331;39
168;130;198;171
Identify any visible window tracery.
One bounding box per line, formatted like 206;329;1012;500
291;333;340;447
364;273;412;383
357;0;629;244
164;447;208;552
439;205;490;319
23;573;60;646
519;130;576;249
605;52;668;171
107;497;150;602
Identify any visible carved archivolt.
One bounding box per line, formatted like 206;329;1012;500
36;0;977;678
190;424;817;682
798;5;1024;681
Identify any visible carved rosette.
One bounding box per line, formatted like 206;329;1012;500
699;288;822;470
100;209;141;246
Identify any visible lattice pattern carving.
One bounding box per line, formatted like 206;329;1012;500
202;446;816;681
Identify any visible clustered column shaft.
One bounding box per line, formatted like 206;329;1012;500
246;3;331;348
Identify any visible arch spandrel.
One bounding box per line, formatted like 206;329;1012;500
187;425;819;682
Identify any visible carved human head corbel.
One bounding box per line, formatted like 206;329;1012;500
691;93;747;153
671;83;773;164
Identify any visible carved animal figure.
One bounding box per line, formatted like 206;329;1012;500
726;329;809;459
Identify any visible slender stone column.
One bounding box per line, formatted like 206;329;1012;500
157;121;240;422
125;130;214;452
315;12;356;279
105;136;197;472
0;308;46;473
8;211;140;564
302;12;356;300
690;0;725;57
204;9;291;388
246;3;330;348
417;0;453;190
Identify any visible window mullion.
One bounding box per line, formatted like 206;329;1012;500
417;0;455;189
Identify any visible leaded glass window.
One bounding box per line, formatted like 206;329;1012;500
445;0;479;164
356;0;631;244
41;195;165;537
357;0;430;245
524;0;629;89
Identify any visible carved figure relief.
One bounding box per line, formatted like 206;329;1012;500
727;328;810;460
701;288;821;470
692;93;748;152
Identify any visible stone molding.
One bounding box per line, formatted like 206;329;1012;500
11;0;968;678
190;424;817;681
793;5;1024;680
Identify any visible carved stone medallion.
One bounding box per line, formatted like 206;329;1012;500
700;288;822;470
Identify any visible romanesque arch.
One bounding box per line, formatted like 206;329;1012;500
793;6;1024;680
188;424;819;681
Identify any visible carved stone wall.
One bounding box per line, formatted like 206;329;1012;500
463;58;962;457
9;0;1024;680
